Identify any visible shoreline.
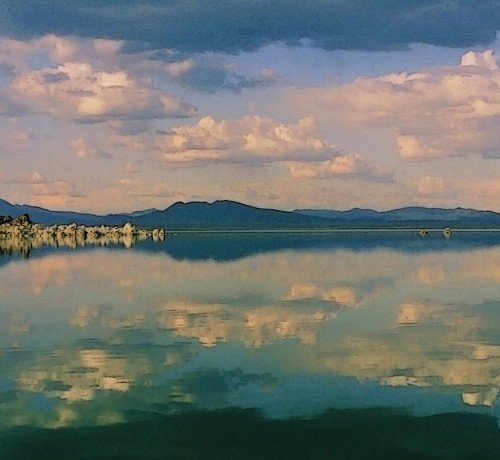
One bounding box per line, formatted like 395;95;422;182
1;214;498;256
152;228;500;234
0;214;165;255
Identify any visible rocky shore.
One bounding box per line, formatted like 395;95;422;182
0;214;165;257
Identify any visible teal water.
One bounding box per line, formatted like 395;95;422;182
1;232;499;458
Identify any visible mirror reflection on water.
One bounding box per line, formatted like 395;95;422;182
1;232;499;458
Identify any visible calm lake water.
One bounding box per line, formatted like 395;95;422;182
1;232;499;458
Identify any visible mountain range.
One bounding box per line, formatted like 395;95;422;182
1;198;499;230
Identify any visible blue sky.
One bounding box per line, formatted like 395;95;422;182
0;1;499;212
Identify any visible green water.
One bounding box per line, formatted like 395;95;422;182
0;232;499;458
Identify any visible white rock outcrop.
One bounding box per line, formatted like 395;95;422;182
0;214;165;256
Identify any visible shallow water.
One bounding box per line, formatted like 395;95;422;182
1;232;499;457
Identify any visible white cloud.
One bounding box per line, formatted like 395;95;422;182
6;130;32;143
8;171;49;185
0;35;124;78
9;62;195;122
163;54;281;93
292;50;500;160
413;176;447;197
25;171;48;185
26;178;86;210
117;177;135;186
0;35;196;122
0;35;279;123
460;50;498;71
91;38;124;57
68;137;111;159
165;59;196;77
154;115;337;164
123;162;141;174
288;154;391;182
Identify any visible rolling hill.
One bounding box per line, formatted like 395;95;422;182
131;200;327;229
295;206;500;227
1;198;499;229
0;199;108;225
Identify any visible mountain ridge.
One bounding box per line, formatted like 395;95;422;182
295;206;500;222
1;198;499;229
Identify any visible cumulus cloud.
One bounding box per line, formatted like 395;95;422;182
8;171;49;185
3;130;35;153
460;50;498;70
142;114;388;182
6;130;33;143
68;137;112;159
0;35;124;74
24;171;48;185
0;34;278;121
154;115;338;165
0;35;197;122
413;176;447;197
20;177;87;210
123;162;141;174
288;154;391;182
8;61;195;122
292;50;500;160
163;54;280;92
7;169;86;209
164;59;196;78
0;1;497;52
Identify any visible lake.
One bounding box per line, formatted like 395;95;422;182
1;231;499;458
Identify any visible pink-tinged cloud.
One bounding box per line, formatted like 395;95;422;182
123;162;141;174
29;195;81;210
8;171;49;185
6;130;32;143
291;50;500;160
413;176;447;197
24;171;48;185
462;179;500;204
460;50;497;71
153;115;338;165
8;62;195;122
163;54;281;93
0;36;196;121
0;34;279;122
288;154;391;182
0;35;123;73
68;137;111;159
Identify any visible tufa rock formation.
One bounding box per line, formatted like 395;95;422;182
0;214;165;257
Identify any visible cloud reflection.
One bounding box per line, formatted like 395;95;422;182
0;240;498;430
158;300;339;348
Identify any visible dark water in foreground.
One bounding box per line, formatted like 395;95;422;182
0;232;499;458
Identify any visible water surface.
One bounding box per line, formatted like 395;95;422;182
1;232;499;458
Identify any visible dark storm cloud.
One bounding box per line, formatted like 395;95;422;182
0;1;498;52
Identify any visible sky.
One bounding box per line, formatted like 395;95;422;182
0;0;499;213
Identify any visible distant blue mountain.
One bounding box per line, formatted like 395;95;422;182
124;208;159;217
296;208;380;220
131;200;325;229
1;198;499;229
295;206;500;226
0;199;107;225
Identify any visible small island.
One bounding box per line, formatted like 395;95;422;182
0;214;165;257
